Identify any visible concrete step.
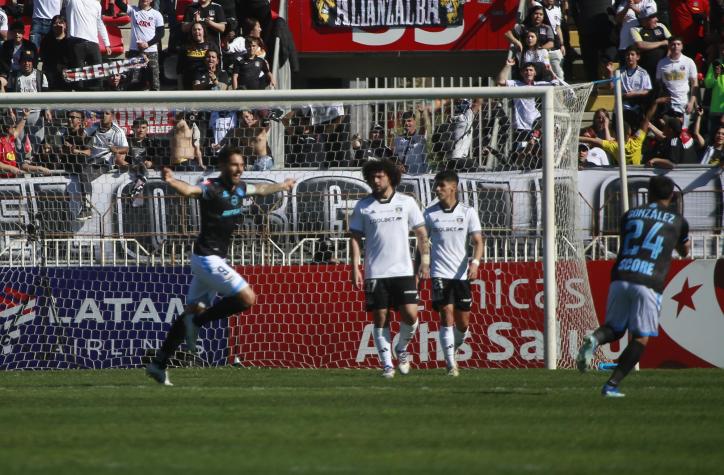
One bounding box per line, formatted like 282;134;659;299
587;92;615;111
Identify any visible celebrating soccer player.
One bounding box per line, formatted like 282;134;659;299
146;147;295;386
424;171;483;376
350;159;429;378
576;176;690;397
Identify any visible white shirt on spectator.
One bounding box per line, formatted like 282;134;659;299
449;108;473;160
127;5;164;53
88;123;128;166
226;36;246;54
67;0;111;47
33;0;63;20
656;54;697;113
0;9;8;36
620;65;652;94
587;147;610;166
617;0;657;51
210;111;237;145
505;79;557;130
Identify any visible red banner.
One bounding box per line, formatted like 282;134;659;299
286;0;517;53
228;259;723;369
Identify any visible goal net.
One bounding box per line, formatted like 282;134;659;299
0;84;597;370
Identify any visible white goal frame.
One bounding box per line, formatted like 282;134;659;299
0;87;560;369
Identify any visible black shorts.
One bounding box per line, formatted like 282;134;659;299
364;277;418;311
431;278;472;311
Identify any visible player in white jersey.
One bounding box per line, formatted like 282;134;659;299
423;171;483;376
350;159;429;378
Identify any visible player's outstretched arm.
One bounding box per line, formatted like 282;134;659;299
414;225;430;280
350;232;364;290
161;167;203;198
252;178;296;196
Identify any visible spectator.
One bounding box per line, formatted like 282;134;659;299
213;0;237;34
691;106;724;165
7;49;48;92
115;0;164;91
104;72;127;91
220;26;245;75
569;0;615;80
0;7;8;41
668;0;710;59
704;58;724;137
0;110;51;177
0;22;38;81
533;0;567;79
646;115;699;167
350;123;393;167
177;22;214;90
506;5;555;54
29;0;63;49
497;59;560;145
656;36;698;117
207;109;237;156
443;98;475;171
168;112;204;170
631;8;672;81
66;0;112;90
40;15;70;91
510;29;552;80
192;49;230;90
240;17;267;58
582;108;614;140
579;96;662;165
578;143;611;167
87;109;129;169
232;37;274;90
182;0;225;47
123;118;162;206
220;109;272;170
237;0;272;48
393;110;428;174
616;0;658;62
607;46;653;116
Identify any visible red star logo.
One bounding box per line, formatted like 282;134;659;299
671;278;703;317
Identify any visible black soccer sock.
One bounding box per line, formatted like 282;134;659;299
607;340;646;387
155;314;188;368
192;297;251;327
592;325;617;345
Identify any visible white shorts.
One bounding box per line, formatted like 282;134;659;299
187;254;248;307
604;280;662;337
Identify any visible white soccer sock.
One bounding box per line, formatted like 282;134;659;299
454;327;468;349
395;320;419;354
373;327;393;368
440;325;456;368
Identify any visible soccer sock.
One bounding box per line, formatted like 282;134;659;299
607;340;646;387
155;314;188;368
440;325;455;368
453;326;468;349
395;320;419;354
592;325;617;345
373;327;393;368
192;296;250;327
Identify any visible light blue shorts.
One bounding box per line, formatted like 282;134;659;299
187;254;248;307
604;280;662;337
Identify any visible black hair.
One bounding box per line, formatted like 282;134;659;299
401;111;414;120
665;116;683;135
648;175;675;202
624;45;640;55
362;159;401;187
668;35;684;45
520;61;537;72
241;17;260;36
132;118;148;128
623;121;632;138
434;170;459;185
218;146;245;166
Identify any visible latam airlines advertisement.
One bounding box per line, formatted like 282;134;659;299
1;259;722;370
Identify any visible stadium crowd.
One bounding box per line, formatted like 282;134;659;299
0;0;722;186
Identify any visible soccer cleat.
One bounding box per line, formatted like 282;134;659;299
396;350;411;375
183;313;200;355
447;364;459;377
576;335;597;373
601;384;625;398
146;361;173;386
381;366;395;379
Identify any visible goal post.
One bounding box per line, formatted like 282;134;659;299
0;84;595;370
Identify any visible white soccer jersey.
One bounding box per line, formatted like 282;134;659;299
128;5;164;53
617;0;657;50
656;55;697;113
67;0;110;46
620;66;652;94
88;123;128;165
349;192;424;279
424;202;482;280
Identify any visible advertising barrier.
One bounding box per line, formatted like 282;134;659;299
2;259;721;370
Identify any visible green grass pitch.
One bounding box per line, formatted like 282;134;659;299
1;368;723;474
